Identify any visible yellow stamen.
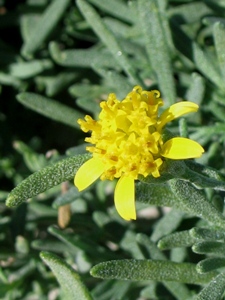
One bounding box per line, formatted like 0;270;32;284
74;86;204;220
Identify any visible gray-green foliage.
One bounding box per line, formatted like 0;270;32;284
2;0;225;299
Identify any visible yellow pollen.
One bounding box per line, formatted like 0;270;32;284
78;85;165;181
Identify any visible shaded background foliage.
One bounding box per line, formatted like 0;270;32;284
2;0;225;299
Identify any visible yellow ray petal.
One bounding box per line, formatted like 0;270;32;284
114;176;136;221
161;137;204;159
74;157;105;191
158;102;199;130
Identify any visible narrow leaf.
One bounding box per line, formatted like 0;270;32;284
53;186;82;208
185;72;205;106
21;0;71;58
8;260;36;285
168;179;225;228
196;272;225;300
91;259;215;284
136;235;192;300
37;71;79;97
193;241;225;255
171;20;224;89
0;72;23;88
151;210;185;242
17;92;84;128
158;230;196;250
138;0;176;105
13;140;47;172
168;2;212;24
48;226;111;260
197;258;225;274
190;227;225;241
40;251;93;300
49;42;119;69
213;22;225;79
32;240;68;253
88;0;135;23
185;160;225;183
6;154;90;207
136;181;180;208
9;59;53;79
76;0;143;86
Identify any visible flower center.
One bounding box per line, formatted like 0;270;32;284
78;86;165;180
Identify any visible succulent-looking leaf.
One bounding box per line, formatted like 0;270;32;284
158;230;197;250
138;0;176;104
197;257;225;274
193;241;225;255
168;179;225;228
17;92;84;129
90;259;216;284
190;227;225;241
21;0;71;58
136;234;192;300
196;272;225;300
40;251;93;300
6;154;90;207
76;0;143;86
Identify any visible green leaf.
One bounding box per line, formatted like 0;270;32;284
151;210;185;242
32;240;68;254
0;72;23;88
6;154;90;207
168;179;225;228
21;0;71;58
197;258;225;274
190;123;225;145
171;19;224;90
9;260;36;282
138;0;176;105
91;67;133;99
213;22;225;80
48;226;81;254
136;234;192;299
76;0;143;86
206;101;225;123
49;42;120;69
168;2;212;24
157;158;225;191
136;234;166;261
158;230;196;250
196;272;225;300
88;0;135;23
36;71;79;97
185;160;225;183
183;169;225;191
190;227;225;241
90;259;215;284
91;280;131;300
9;59;53;79
17;92;84;128
185;72;205;106
53;186;82;208
193;241;225;256
136;181;179;208
40;251;93;300
48;225;108;260
120;231;145;259
13;140;47;172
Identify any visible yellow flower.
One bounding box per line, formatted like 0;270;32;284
74;86;204;220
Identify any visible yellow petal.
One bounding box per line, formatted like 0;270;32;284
158;101;199;130
114;176;136;221
161;137;204;159
74;157;105;191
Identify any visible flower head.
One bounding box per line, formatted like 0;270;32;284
74;86;204;220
